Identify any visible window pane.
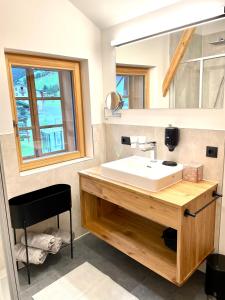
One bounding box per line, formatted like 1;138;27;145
116;74;144;109
173;61;200;108
16;100;32;128
37;100;63;126
116;75;129;109
19;130;35;158
12;67;28;97
116;75;129;97
202;57;225;109
122;97;129;109
8;58;82;167
40;127;65;154
34;70;61;97
128;75;144;109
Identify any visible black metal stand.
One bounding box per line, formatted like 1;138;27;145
57;214;60;229
24;224;30;285
69;209;73;259
13;211;74;285
56;211;74;260
9;184;73;285
13;228;19;271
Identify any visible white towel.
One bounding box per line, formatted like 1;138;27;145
45;228;75;245
138;136;147;144
49;237;63;254
130;136;138;149
21;232;62;253
14;243;47;265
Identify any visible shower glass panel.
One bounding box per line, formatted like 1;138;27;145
202;57;225;108
173;61;200;108
0;149;19;300
0;227;11;300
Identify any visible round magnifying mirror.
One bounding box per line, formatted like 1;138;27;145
105;92;123;112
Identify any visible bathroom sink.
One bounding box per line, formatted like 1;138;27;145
101;156;183;192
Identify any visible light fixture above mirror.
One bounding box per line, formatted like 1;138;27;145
111;5;225;47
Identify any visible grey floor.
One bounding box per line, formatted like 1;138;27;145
19;233;208;300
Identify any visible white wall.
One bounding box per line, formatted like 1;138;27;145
0;0;103;135
0;0;105;272
116;36;170;108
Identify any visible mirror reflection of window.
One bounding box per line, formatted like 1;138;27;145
116;66;150;109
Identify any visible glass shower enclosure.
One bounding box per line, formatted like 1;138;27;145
0;146;20;300
171;54;225;109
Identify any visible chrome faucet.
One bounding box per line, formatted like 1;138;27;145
139;141;157;161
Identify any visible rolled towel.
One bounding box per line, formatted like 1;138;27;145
21;232;62;252
49;237;62;254
130;136;137;149
45;228;75;245
14;243;47;265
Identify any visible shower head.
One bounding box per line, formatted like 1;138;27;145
209;38;225;46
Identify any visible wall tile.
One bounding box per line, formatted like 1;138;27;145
0;124;106;238
105;124;225;184
105;124;225;250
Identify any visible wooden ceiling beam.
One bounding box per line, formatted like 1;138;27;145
162;27;196;97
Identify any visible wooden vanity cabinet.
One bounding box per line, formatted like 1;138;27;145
79;167;217;286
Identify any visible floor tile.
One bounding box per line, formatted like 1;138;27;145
18;233;207;300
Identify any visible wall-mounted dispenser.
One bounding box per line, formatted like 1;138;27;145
165;126;179;151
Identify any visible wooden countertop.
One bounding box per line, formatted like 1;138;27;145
79;167;218;208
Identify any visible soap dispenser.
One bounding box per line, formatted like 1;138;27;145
165;126;179;152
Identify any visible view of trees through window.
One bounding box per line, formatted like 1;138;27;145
7;54;85;171
12;66;76;160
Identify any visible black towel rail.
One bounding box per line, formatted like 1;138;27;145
184;191;222;218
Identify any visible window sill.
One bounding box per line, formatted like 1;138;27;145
20;156;94;176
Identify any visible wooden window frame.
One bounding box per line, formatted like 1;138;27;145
116;65;150;109
6;54;85;171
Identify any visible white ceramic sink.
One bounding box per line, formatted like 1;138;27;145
101;156;183;192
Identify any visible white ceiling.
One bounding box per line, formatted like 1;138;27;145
70;0;187;29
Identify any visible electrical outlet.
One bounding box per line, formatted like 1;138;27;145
206;146;218;158
121;136;131;145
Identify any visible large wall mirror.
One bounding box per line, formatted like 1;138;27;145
115;17;225;109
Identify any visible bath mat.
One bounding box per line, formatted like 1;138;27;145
32;262;139;300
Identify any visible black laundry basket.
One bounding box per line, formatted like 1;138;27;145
205;254;225;300
9;184;73;284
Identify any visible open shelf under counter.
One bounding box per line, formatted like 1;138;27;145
85;207;177;283
79;166;218;286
